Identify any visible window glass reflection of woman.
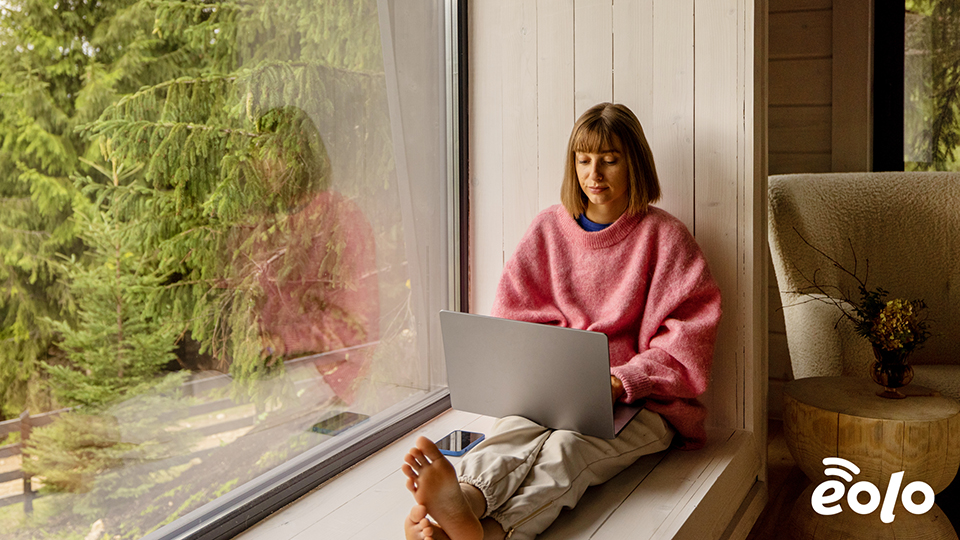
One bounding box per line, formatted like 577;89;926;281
239;107;379;406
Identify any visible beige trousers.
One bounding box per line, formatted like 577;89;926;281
455;409;673;539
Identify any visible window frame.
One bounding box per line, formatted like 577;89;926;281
141;391;452;540
141;1;467;538
874;1;906;171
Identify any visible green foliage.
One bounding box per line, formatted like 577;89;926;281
22;411;134;493
2;0;396;537
22;372;194;490
66;375;198;522
78;0;392;394
43;158;179;407
905;0;960;170
0;0;108;419
849;287;930;353
791;233;932;357
1;0;393;418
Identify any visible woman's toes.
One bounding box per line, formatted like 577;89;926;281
420;520;434;538
410;504;428;522
415;436;445;462
405;505;428;540
409;447;428;465
405;452;424;471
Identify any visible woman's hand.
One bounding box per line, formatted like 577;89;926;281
611;375;625;405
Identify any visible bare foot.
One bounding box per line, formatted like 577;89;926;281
401;436;483;540
405;505;436;540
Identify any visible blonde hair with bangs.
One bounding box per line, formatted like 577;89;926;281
560;103;661;219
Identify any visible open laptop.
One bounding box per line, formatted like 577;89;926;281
439;310;643;439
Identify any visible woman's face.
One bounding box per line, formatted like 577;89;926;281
575;137;630;223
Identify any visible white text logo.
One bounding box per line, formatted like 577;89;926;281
811;457;935;523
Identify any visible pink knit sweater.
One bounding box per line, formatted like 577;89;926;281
491;205;721;449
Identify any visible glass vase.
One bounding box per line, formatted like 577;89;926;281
870;345;914;399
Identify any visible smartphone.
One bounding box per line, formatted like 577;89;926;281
310;411;370;435
435;430;485;457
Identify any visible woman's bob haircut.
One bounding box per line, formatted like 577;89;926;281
561;102;661;219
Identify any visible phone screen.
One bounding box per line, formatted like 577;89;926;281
310;411;370;435
435;430;485;456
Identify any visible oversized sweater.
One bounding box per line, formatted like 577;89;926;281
255;191;379;403
491;204;722;449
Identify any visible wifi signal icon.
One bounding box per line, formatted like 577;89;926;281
822;457;860;482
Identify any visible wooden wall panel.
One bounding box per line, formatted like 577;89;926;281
695;0;743;430
469;1;505;318
574;0;613;116
611;0;651;118
500;0;541;254
769;0;830;12
768;151;832;173
536;0;575;212
613;0;694;229
769;9;832;59
769;105;831;154
651;0;695;229
767;4;834;176
832;0;872;171
469;0;763;436
769;58;832;105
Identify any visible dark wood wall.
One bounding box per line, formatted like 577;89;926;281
766;0;873;416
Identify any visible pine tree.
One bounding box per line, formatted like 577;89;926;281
0;0;155;419
924;0;960;169
5;1;395;535
44;150;179;408
1;0;392;416
906;0;960;170
81;0;391;390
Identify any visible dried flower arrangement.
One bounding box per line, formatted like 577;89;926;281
789;230;931;397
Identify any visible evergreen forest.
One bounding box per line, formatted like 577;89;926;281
0;0;418;537
905;0;960;169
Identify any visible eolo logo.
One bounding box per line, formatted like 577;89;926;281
811;457;935;523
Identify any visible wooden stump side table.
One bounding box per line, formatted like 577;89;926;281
783;376;960;540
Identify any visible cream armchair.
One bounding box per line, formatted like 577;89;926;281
768;172;960;398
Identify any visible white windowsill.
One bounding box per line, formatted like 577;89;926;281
235;409;765;540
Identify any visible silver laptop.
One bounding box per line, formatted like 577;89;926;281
439;310;643;439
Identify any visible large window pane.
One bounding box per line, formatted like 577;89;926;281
0;1;450;538
905;0;960;170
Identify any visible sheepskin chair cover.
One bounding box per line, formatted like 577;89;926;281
768;172;960;398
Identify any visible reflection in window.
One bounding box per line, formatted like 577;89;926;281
0;0;446;537
905;0;960;170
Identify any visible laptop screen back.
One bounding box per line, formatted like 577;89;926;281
439;310;620;438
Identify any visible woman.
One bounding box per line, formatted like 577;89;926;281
402;103;722;540
236;106;379;405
